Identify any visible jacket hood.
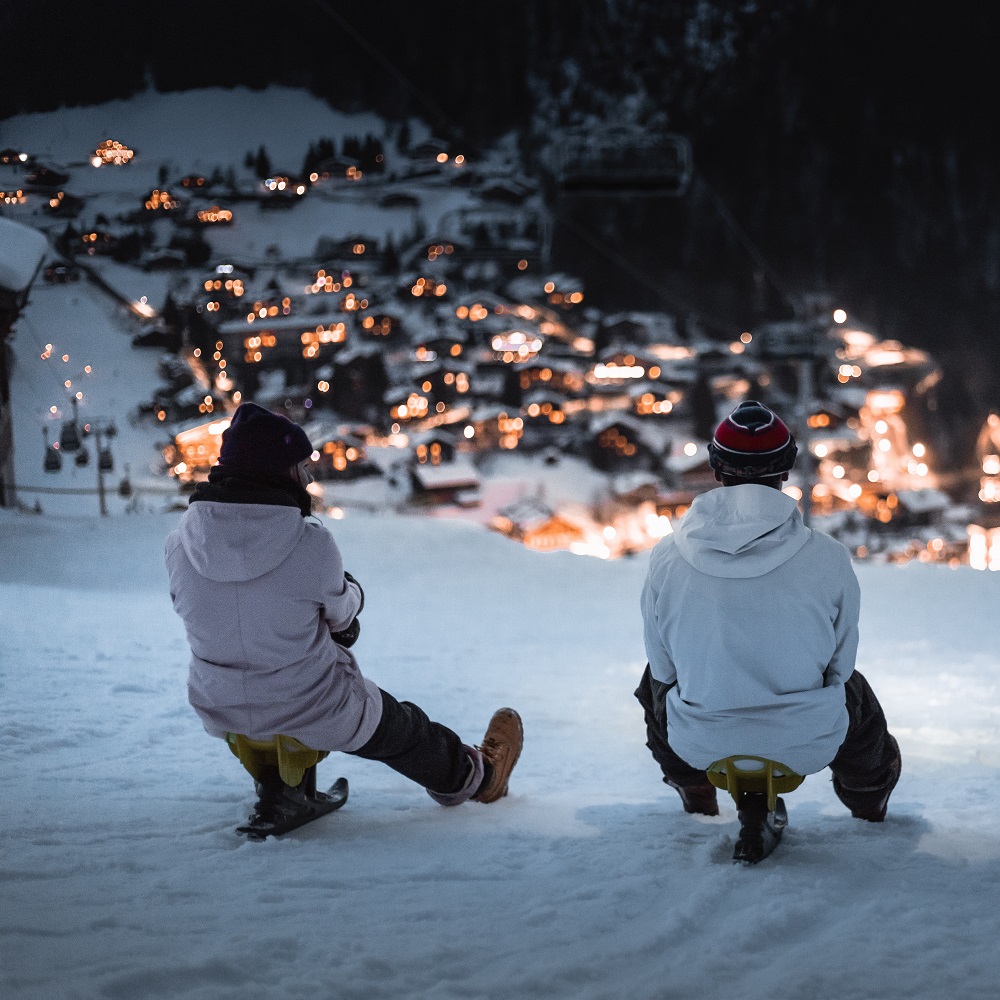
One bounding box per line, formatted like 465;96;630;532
672;484;810;578
178;501;306;582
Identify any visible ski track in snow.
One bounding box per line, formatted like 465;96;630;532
2;511;999;1000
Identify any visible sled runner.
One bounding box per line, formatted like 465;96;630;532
706;756;804;865
226;732;348;840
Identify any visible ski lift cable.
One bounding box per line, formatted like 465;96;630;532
301;2;733;336
305;0;455;130
692;168;798;315
19;313;93;400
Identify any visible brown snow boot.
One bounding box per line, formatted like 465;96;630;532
472;708;523;803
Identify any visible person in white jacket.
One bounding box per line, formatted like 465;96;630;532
166;402;522;807
638;400;900;820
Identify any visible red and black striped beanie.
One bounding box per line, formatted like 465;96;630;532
708;400;797;478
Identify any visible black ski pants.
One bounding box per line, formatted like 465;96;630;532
348;687;472;795
634;664;899;812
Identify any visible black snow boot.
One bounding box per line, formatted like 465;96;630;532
835;734;902;822
733;792;788;864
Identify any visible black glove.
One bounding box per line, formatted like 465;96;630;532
343;570;364;614
330;616;361;648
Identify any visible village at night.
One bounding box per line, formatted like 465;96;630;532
3;95;999;569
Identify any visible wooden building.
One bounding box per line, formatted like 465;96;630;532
491;496;586;552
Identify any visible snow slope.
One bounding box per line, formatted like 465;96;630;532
2;509;999;1000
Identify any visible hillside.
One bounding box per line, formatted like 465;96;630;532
2;509;999;1000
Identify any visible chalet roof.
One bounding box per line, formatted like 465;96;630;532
588;411;646;436
611;471;662;497
454;290;512;311
408;428;461;448
542;272;583;292
407;359;473;380
595;344;672;368
301;420;366;447
411;456;480;490
627;379;672;399
602;311;679;338
515;357;581;375
522;388;566;407
0;217;48;293
335;343;383;363
664;440;712;474
588;411;672;455
470;403;507;422
497;495;556;530
894;489;951;515
217;311;348;336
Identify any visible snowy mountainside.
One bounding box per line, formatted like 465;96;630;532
2;509;999;1000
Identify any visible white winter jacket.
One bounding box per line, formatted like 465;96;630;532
165;502;382;751
641;484;859;775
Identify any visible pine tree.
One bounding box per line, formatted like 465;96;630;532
397;120;411;152
254;145;272;179
302;142;318;177
689;373;718;441
380;235;399;275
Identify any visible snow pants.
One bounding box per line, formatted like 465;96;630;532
634;665;900;815
347;687;474;797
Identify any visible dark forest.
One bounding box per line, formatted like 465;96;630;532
3;0;1000;437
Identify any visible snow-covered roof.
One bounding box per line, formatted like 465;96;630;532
411;457;480;490
601;311;678;339
0;217;48;293
895;489;951;514
496;494;556;529
217;312;347;336
409;428;460;448
611;471;662;496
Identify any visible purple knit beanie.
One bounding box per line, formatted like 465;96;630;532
218;402;313;475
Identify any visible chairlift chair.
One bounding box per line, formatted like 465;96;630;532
42;427;62;472
552;129;693;198
59;420;81;452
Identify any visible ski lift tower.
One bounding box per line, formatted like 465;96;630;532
749;319;829;526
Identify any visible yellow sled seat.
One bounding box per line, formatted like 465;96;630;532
226;733;329;788
706;756;804;812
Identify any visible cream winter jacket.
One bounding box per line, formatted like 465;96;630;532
641;484;859;775
165;502;382;751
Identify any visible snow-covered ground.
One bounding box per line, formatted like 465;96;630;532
2;508;999;1000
